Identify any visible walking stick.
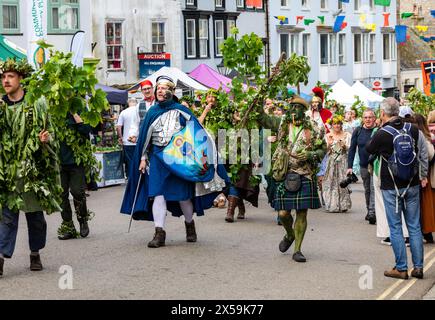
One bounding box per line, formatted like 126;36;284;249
128;172;143;233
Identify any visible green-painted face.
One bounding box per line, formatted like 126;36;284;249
287;103;306;126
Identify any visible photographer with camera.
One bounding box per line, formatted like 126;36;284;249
347;109;378;224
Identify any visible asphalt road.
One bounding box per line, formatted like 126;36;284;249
1;181;434;300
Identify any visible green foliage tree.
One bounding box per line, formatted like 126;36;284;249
407;88;434;117
216;28;311;185
25;45;110;182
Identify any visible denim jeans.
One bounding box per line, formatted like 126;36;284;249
360;167;375;215
0;208;46;258
382;185;423;270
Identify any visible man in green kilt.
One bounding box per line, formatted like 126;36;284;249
258;95;326;262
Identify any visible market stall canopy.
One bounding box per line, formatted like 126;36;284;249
189;64;233;92
328;79;363;107
0;35;26;61
128;66;208;92
287;88;313;102
351;81;384;105
96;84;128;105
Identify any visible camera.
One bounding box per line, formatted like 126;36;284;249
340;173;359;189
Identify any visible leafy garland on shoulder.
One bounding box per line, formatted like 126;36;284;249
24;43;110;182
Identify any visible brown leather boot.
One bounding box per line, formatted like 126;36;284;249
147;227;166;248
237;199;246;220
185;220;197;242
225;196;238;223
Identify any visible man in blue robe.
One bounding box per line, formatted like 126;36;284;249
121;76;228;248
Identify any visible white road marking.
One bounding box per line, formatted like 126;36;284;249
376;247;435;300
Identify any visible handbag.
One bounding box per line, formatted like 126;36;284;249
284;172;302;192
272;145;290;181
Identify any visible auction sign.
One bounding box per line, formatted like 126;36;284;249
27;0;47;70
138;53;171;78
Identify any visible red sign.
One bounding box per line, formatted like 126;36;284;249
138;53;171;60
372;80;382;90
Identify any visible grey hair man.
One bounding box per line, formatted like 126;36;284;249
366;97;428;280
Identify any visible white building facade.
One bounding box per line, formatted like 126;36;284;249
269;0;398;95
91;0;183;85
181;0;267;73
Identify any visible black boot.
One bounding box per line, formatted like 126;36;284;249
148;227;166;248
368;214;376;225
58;221;79;240
0;256;4;277
185;220;197;242
30;253;43;271
237;199;246;220
79;220;90;238
292;251;307;263
424;233;434;244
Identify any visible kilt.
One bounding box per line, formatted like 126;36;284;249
273;176;321;211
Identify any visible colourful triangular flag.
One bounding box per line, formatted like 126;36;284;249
246;0;263;8
360;14;367;24
431;10;435;18
340;0;350;3
374;0;391;6
415;25;429;33
383;13;390;27
296;16;304;24
304;19;315;26
401;12;414;19
274;16;289;25
395;25;408;43
341;22;348;30
317;16;325;25
333;16;346;33
365;23;376;32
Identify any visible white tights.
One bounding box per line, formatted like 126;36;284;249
152;196;194;228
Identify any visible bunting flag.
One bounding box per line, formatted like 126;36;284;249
359;13;367;24
274;16;289;25
245;0;263;8
365;23;376;32
317;16;325;25
395;25;408;43
431;10;435;18
375;0;391;6
401;12;414;19
296;16;304;24
340;0;350;3
383;13;390;27
420;36;431;43
341;22;348;30
415;25;429;33
304;19;315;26
333;16;346;33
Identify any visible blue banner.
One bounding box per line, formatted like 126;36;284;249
395;25;408;43
333;16;345;33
